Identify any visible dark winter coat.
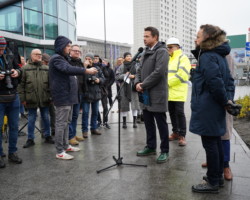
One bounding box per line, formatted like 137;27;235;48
18;61;50;108
0;50;22;95
68;57;85;95
49;36;86;107
190;42;235;136
81;65;105;103
134;42;169;112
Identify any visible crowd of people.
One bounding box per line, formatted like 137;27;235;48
0;24;237;194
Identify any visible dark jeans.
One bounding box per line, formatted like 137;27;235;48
98;95;108;123
81;99;99;132
0;95;20;156
27;107;50;139
168;101;186;136
201;136;224;186
40;103;55;135
222;140;230;168
143;110;169;153
68;103;80;140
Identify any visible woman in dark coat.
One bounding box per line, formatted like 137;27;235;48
190;24;235;193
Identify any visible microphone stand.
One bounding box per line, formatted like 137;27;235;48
96;59;147;174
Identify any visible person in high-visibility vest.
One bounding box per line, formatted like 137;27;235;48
167;37;191;146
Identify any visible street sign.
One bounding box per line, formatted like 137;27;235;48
246;42;250;50
246;42;250;57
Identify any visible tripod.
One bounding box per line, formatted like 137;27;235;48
96;59;147;174
18;113;42;135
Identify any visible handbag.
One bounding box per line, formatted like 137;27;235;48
0;93;16;103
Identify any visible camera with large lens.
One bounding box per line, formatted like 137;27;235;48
0;70;14;89
226;102;242;116
88;75;97;84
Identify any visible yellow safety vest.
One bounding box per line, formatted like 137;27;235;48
168;49;191;102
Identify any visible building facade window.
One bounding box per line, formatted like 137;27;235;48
58;19;68;38
0;5;22;34
24;0;42;12
44;0;57;16
24;9;43;39
58;0;68;21
44;14;58;39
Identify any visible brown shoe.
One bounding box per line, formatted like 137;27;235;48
178;136;187;146
91;129;102;135
169;133;179;141
69;138;79;145
75;136;84;141
224;167;233;180
82;132;88;138
201;162;207;168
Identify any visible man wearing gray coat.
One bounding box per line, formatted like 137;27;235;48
135;27;169;163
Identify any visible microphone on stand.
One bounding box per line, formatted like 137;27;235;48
130;47;144;63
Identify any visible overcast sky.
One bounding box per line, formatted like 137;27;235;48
75;0;250;44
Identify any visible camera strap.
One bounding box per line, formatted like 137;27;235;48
0;56;4;69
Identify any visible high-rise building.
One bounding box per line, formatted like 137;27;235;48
0;0;79;58
133;0;197;57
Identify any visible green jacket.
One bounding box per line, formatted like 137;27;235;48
18;61;51;108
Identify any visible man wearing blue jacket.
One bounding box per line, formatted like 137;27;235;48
49;36;97;160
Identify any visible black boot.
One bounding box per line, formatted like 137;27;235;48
133;116;137;128
136;114;141;123
122;117;127;129
140;113;144;123
23;139;35;148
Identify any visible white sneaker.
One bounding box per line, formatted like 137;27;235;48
66;145;80;152
56;151;74;160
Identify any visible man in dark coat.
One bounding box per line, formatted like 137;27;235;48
134;27;169;163
0;36;22;168
49;36;97;160
81;53;105;138
190;24;235;193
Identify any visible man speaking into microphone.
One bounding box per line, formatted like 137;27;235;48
134;26;170;163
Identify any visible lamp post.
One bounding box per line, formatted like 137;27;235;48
103;0;107;58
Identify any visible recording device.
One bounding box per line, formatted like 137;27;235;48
0;70;14;89
226;102;242;116
88;75;97;84
130;47;144;63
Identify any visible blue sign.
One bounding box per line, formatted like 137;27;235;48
246;42;250;50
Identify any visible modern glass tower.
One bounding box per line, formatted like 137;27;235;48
133;0;197;57
0;0;77;57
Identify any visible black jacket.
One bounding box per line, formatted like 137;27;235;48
0;50;22;95
49;36;86;106
82;65;105;102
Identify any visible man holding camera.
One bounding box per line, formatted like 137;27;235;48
0;36;22;168
81;53;105;138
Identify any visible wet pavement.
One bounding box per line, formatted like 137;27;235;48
0;86;250;200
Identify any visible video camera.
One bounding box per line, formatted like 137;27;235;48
0;69;14;89
88;75;97;84
226;102;242;116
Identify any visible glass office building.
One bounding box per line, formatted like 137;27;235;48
0;0;76;57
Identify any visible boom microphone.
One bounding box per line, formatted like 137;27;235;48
131;47;144;63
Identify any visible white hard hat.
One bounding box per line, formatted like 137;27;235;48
167;37;180;46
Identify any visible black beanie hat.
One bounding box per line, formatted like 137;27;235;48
123;52;131;59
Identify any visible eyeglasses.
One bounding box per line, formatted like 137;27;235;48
33;53;42;56
71;50;81;53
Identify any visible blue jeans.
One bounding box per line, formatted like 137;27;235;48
27;107;50;140
69;103;80;140
81;99;99;132
0;95;20;156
